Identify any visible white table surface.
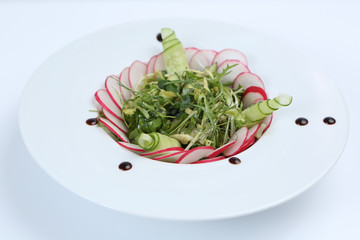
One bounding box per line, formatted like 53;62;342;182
0;1;359;239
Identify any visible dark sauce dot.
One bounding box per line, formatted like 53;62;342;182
229;157;241;165
119;161;132;171
86;118;98;126
156;33;163;42
295;117;308;126
323;117;336;125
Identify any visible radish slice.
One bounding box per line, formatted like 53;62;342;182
140;147;184;158
176;146;215;164
102;108;127;133
128;61;147;91
256;114;273;138
238;124;260;153
117;142;146;152
223;127;248;157
105;75;123;110
233;72;265;91
152;151;185;163
212;48;248;66
99;117;129;142
242;87;267;108
206;140;236;158
192;156;226;164
146;55;157;74
95;89;122;120
185;47;199;63
153;53;166;72
119;67;132;101
189;49;217;71
217;60;250;84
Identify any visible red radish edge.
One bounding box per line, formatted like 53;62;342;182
119;67;131;101
98;117;128;142
105;75;122;110
94;90;122;120
206;140;236;158
140;147;184;157
232;72;265;91
244;86;267;100
223;127;249;157
175;146;215;164
236;124;260;154
192;156;226;164
263;114;273;133
212;48;248;66
102;109;126;133
128;60;147;90
117;142;145;152
152;151;185;160
146;55;158;74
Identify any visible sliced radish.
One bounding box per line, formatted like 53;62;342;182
146;55;157;74
237;124;260;153
153;53;166;72
233;72;265;91
176;146;215;164
98;117;129;142
217;60;250;84
95;89;122;120
185;47;199;63
105;75;123;110
152;151;185;163
206;140;236;158
140;147;184;158
102;108;127;133
192;156;226;164
212;48;248;66
128;61;147;91
223;127;248;157
189;49;217;71
242;87;268;108
119;67;132;101
117;142;146;152
256;114;273;138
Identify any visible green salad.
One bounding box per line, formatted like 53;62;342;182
118;28;292;153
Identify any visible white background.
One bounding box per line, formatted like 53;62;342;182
0;1;359;239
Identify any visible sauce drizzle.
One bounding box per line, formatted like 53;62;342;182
323;117;336;125
86;118;98;126
295;117;308;126
229;157;241;165
156;33;163;42
119;162;132;171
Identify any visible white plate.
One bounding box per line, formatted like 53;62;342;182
19;19;348;220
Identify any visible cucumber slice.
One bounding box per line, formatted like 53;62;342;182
161;28;175;40
267;99;278;110
164;40;180;52
163;42;189;74
237;94;293;128
138;133;156;150
258;100;273;115
137;132;181;152
161;28;189;74
275;94;293;106
163;39;179;50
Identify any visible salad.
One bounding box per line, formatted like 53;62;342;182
94;28;292;164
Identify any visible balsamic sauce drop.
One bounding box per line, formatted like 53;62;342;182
119;161;132;171
229;157;241;165
295;117;308;126
86;118;98;126
323;117;336;125
156;33;163;42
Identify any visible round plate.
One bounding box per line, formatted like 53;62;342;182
19;19;348;220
